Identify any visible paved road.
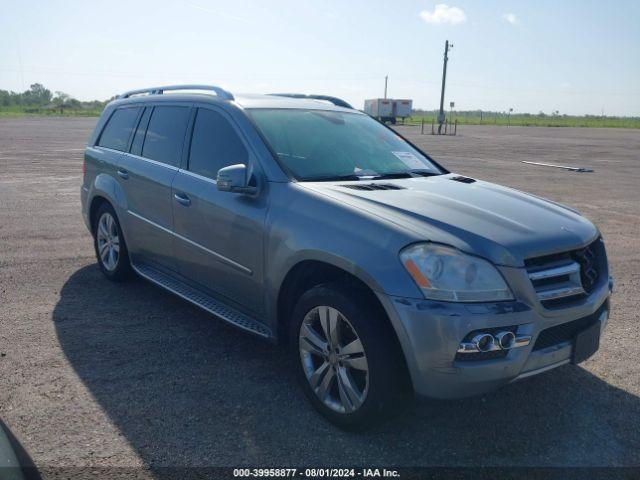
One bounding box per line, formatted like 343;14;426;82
1;118;639;476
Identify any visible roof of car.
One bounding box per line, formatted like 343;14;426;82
233;93;357;112
109;86;359;113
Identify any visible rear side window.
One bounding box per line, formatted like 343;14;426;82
97;107;141;151
142;106;191;167
188;108;248;179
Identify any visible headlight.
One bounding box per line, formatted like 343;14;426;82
400;243;514;302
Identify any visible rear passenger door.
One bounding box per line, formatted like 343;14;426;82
172;106;268;316
119;104;191;273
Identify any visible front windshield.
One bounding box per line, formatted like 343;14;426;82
248;109;443;181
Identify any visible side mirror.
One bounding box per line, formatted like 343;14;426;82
216;164;257;194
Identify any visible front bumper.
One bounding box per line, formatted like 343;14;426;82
377;277;612;399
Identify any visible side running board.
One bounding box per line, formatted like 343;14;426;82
132;263;272;338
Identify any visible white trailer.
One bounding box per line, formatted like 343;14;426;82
393;99;413;119
364;98;394;122
364;98;413;124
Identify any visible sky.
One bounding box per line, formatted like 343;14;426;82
1;0;639;116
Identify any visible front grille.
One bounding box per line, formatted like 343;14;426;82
525;238;605;308
574;242;600;293
533;301;607;351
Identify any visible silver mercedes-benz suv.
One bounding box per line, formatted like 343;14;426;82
81;85;613;429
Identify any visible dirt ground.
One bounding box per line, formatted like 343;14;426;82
1;118;639;476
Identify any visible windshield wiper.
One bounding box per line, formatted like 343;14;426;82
370;172;414;179
301;174;365;182
406;169;440;177
301;169;441;182
370;170;440;179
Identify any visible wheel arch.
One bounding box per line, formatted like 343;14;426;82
275;258;387;346
88;196;110;233
88;173;129;233
277;258;414;399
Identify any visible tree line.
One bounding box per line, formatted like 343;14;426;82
0;83;109;114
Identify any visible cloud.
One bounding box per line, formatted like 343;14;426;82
502;13;519;25
419;4;467;25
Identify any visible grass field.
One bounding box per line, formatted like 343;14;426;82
2;105;639;128
0;106;103;117
409;112;640;129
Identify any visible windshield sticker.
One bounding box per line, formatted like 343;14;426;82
391;151;424;169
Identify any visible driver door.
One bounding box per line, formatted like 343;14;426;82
171;106;268;317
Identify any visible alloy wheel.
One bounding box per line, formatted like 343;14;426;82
299;306;369;414
96;212;120;272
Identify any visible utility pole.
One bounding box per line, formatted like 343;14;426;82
437;40;452;134
384;75;388;99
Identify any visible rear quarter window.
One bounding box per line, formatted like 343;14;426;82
97;107;141;151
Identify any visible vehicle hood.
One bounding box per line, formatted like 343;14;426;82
299;174;598;267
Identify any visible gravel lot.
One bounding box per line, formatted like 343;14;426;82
1;118;639;475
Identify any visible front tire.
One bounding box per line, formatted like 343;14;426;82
290;281;410;430
93;203;131;281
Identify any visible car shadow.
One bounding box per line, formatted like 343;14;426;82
53;265;640;472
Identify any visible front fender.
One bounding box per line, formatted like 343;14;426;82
265;249;389;337
263;183;424;328
281;249;385;293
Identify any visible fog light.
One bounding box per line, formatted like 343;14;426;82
496;331;516;350
472;333;495;352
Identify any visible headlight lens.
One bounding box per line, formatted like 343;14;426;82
400;243;514;302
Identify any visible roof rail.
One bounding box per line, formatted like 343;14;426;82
118;85;234;100
269;93;353;109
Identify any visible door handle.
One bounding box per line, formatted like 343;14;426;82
117;169;129;180
174;192;191;206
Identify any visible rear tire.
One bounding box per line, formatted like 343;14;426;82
290;280;411;430
93;203;131;282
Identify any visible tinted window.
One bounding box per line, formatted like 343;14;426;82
130;107;152;156
142;106;191;167
188;108;248;179
98;107;141;151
